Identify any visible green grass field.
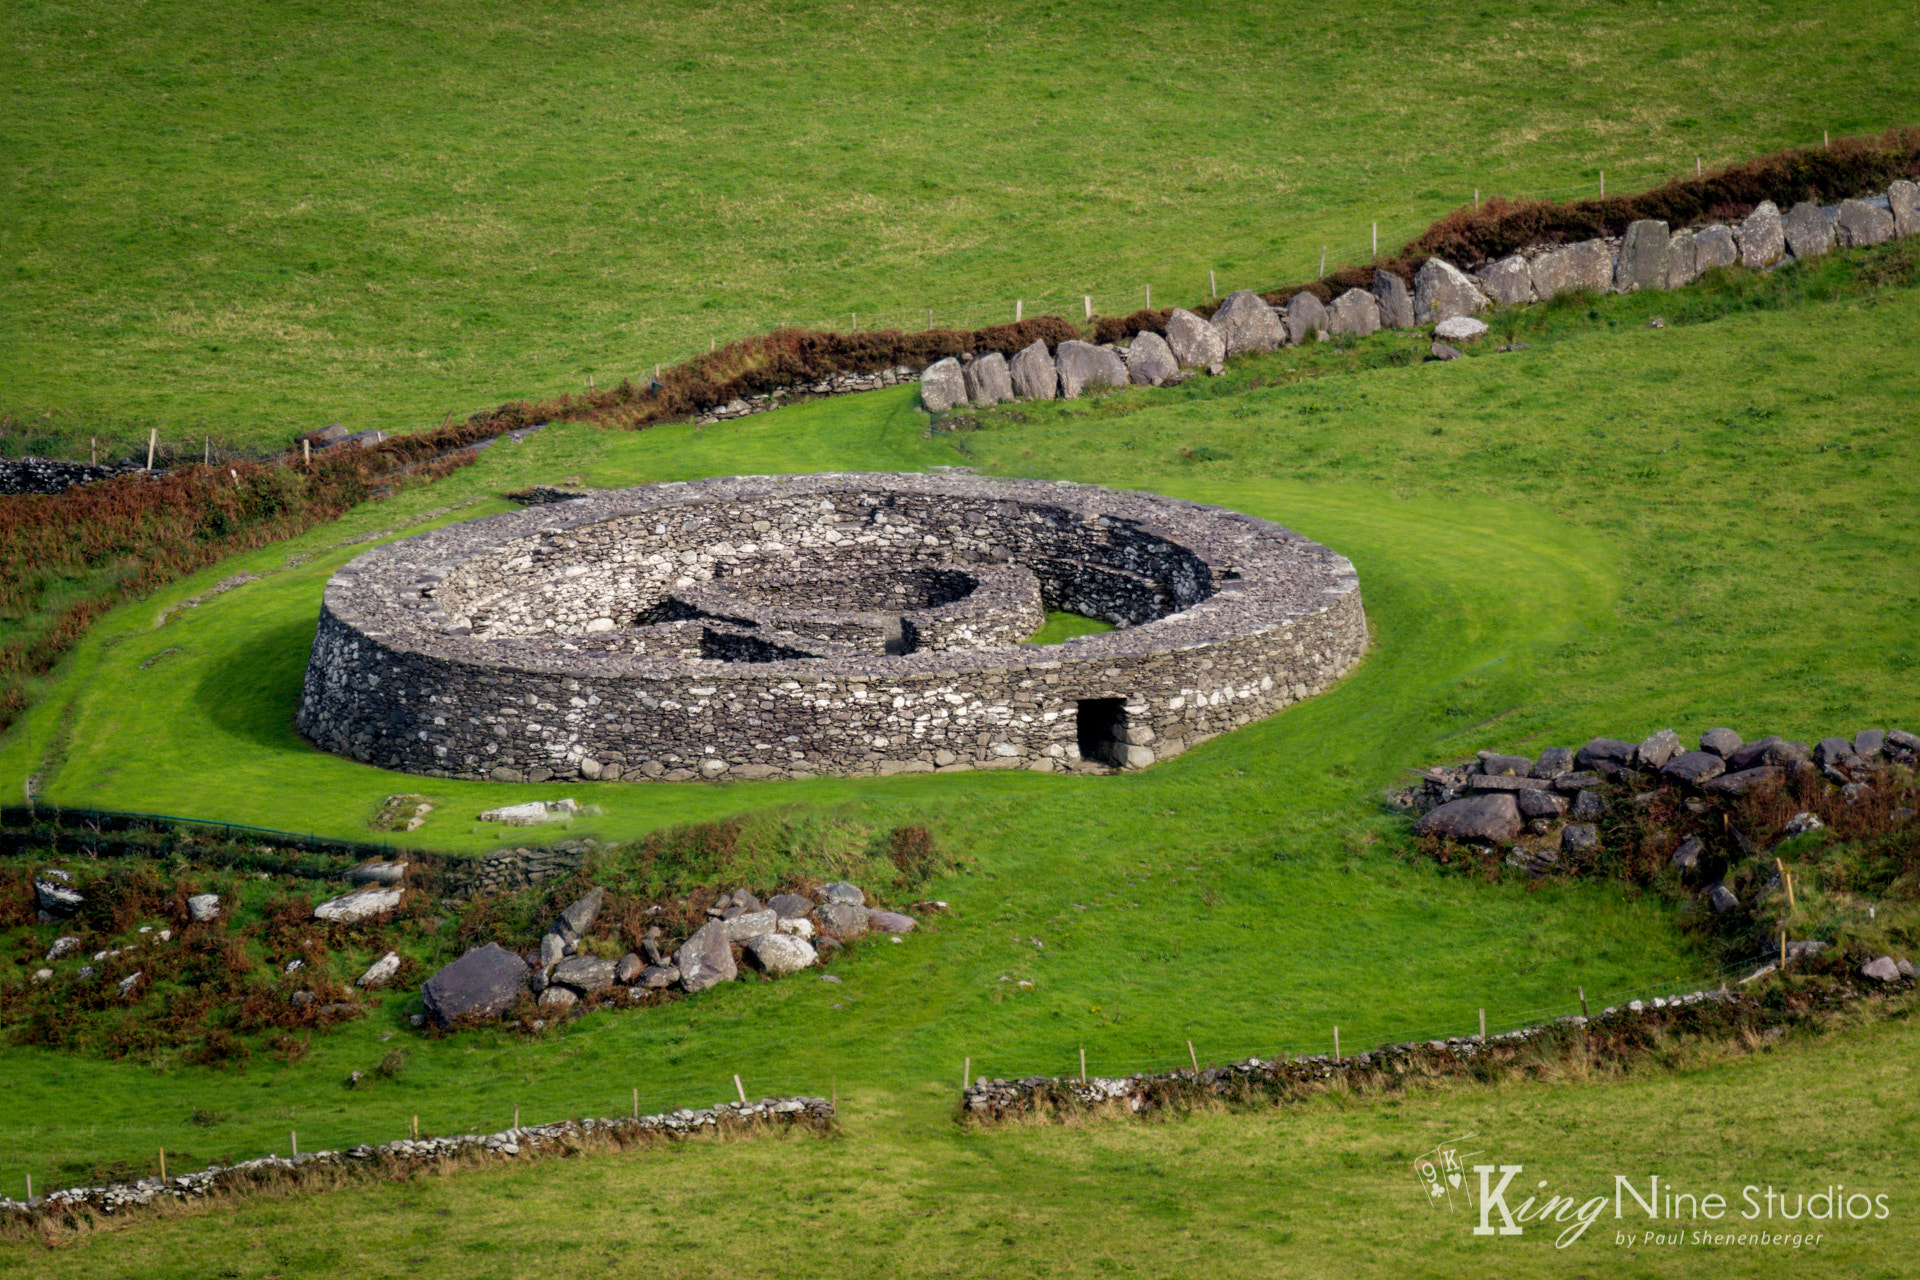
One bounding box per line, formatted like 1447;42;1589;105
4;0;1920;450
5;0;1920;1273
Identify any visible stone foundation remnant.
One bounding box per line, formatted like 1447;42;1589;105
297;473;1366;782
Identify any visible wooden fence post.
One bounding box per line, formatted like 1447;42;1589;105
1083;295;1091;321
147;429;157;471
159;1148;167;1180
632;1087;638;1120
1209;269;1216;299
513;1105;519;1130
1474;187;1479;212
1079;1046;1086;1082
963;1056;971;1090
1015;299;1022;322
1478;1009;1486;1040
1318;245;1326;277
734;1074;747;1104
1578;986;1587;1018
290;1130;298;1158
1188;1040;1199;1073
1332;1026;1340;1059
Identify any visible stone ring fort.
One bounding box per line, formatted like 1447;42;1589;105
297;472;1367;782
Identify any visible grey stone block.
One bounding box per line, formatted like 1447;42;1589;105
1009;340;1058;400
1282;291;1328;346
1614;220;1671;293
1834;198;1894;249
1529;240;1613;300
963;352;1015;406
1736;201;1784;268
1326;288;1381;337
1371;268;1414;328
920;358;967;413
1475;254;1533;306
1124;331;1179;386
1164;308;1226;367
1413;258;1488;324
1055;340;1128;399
1782;201;1833;260
1209;290;1285;356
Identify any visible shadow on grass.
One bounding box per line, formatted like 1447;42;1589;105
193;616;321;756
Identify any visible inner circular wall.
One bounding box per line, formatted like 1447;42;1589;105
297;473;1367;782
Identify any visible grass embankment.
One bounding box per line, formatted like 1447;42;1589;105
6;0;1920;449
1;277;1916;1211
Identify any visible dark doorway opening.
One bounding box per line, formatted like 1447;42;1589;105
1076;698;1128;766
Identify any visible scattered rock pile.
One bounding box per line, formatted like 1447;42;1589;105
1;1096;835;1219
0;456;147;495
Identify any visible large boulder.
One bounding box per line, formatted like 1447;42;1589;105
720;908;778;943
1699;727;1742;757
1209;289;1285;356
314;886;403;924
1664;229;1699;288
869;910;917;934
1637;728;1682;770
1124;331;1178;386
1371;268;1415;328
673;920;737;993
1574;738;1638;771
1326;289;1381;337
187;892;220;923
1432;316;1488;343
1781;201;1832;261
553;886;604;939
1890;180;1920;239
1008;340;1058;400
357;951;401;989
1413;258;1488;324
1704;766;1780;796
1529;240;1614;300
34;876;83;917
1858;955;1900;984
919;358;967;413
1281;291;1328;345
767;892;813;919
1691;225;1738;275
814;902;871;939
1474;255;1533;306
1661;751;1727;786
551;955;618;994
818;881;866;905
1164;308;1226;366
1834;199;1894;249
963;352;1015;406
1411;793;1521;844
421;943;529;1027
1052;339;1121;401
1614;220;1671;293
1735;201;1785;268
745;932;817;976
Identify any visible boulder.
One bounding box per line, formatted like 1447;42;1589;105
818;881;866;905
1637;729;1682;770
1411;793;1521;844
1859;955;1900;983
1782;201;1832;260
1575;738;1638;771
554;886;604;939
347;859;408;885
1560;823;1599;854
1164;308;1227;367
537;985;578;1010
1209;290;1285;356
1281;291;1328;345
1371;268;1415;328
1782;811;1825;838
616;952;645;985
636;964;680;989
551;955;618;994
1413;258;1488;324
187;893;221;923
1833;199;1893;250
1853;729;1886;758
539;932;566;968
1814;736;1853;768
777;915;816;939
1690;225;1738;275
1706;883;1739;914
1661;751;1726;786
1466;774;1552;793
1008;340;1058;400
919;358;968;413
869;910;917;934
357;951;402;989
1479;753;1532;777
421;943;529;1027
1699;727;1743;758
34;877;83;917
1432;316;1488;342
1663;229;1699;288
1532;747;1575;778
1736;201;1785;267
1124;331;1178;386
720;908;778;943
1704;766;1779;796
673;921;737;993
768;893;814;919
313;886;403;924
1054;340;1127;399
1670;836;1704;871
1429;342;1462;361
1474;255;1533;306
745;932;818;976
45;935;81;961
1552;771;1602;793
1571;790;1606;821
1728;737;1810;770
1529;240;1613;300
1326;288;1381;337
1890;180;1920;239
1614;220;1671;293
963;352;1015;406
1516;789;1567;820
813;902;872;939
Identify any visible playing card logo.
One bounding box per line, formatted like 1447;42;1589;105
1413;1134;1482;1212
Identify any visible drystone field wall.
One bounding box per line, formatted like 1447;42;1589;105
297;473;1366;783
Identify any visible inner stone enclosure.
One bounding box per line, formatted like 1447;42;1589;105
297;473;1368;782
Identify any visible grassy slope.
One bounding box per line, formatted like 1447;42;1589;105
5;0;1920;447
19;1007;1919;1278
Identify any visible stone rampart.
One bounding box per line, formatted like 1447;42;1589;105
297;473;1366;782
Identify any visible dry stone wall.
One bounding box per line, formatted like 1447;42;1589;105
297;473;1366;783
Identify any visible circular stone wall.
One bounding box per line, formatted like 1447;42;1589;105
296;473;1367;782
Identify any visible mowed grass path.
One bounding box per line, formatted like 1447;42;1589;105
5;0;1920;444
4;284;1917;1203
